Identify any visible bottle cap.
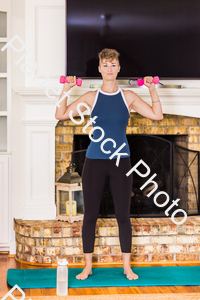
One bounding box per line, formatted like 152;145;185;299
57;257;69;266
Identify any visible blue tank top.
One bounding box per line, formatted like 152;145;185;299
86;87;130;159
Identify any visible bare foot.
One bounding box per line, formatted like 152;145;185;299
76;267;92;280
124;267;139;280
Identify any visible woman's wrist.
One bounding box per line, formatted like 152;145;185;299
149;85;158;96
63;86;71;93
149;85;156;92
149;86;160;103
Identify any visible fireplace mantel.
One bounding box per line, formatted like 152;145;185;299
13;85;200;118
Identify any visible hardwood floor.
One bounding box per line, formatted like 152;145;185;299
1;254;200;297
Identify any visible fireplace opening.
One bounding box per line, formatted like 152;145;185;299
72;134;199;218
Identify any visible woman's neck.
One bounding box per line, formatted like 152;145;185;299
100;81;118;93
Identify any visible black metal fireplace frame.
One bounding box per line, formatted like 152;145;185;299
173;143;200;215
71;134;200;218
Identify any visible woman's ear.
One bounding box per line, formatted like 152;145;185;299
118;65;121;73
98;65;101;73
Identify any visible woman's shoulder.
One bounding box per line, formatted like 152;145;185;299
82;89;98;108
121;88;136;96
121;89;136;100
84;89;98;96
120;89;137;109
82;89;98;100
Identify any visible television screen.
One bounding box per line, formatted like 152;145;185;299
66;0;200;79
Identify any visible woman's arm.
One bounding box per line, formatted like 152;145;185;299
124;76;163;120
55;76;96;120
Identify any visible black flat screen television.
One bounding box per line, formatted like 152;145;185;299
66;0;200;79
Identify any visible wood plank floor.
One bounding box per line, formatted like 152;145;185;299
1;254;200;297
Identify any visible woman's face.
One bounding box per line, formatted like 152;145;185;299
98;59;120;80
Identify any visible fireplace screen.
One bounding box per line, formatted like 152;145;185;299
72;134;199;218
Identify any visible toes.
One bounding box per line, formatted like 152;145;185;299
76;276;85;280
76;270;92;280
76;273;90;280
128;276;138;280
81;276;88;280
124;271;139;280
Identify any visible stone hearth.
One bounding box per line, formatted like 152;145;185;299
14;216;200;265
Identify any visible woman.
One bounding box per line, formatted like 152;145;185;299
55;48;163;280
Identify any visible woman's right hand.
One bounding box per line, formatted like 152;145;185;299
63;76;77;91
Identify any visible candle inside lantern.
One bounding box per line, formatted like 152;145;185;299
66;200;77;216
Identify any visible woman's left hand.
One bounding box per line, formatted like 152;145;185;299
143;76;155;89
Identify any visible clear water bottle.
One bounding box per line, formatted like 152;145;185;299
56;257;68;296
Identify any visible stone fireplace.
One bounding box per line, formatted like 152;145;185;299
13;85;200;265
55;112;200;218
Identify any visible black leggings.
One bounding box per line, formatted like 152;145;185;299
82;157;133;253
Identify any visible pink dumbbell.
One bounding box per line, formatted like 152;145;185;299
137;76;160;86
60;76;82;86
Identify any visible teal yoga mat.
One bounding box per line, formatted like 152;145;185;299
7;266;200;288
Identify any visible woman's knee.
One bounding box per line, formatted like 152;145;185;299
83;214;98;226
115;213;131;225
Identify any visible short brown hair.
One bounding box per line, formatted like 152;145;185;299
98;48;120;65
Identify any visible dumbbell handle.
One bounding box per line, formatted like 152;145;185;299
137;76;159;86
60;76;82;86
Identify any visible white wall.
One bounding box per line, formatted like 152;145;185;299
10;0;65;253
11;0;26;220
